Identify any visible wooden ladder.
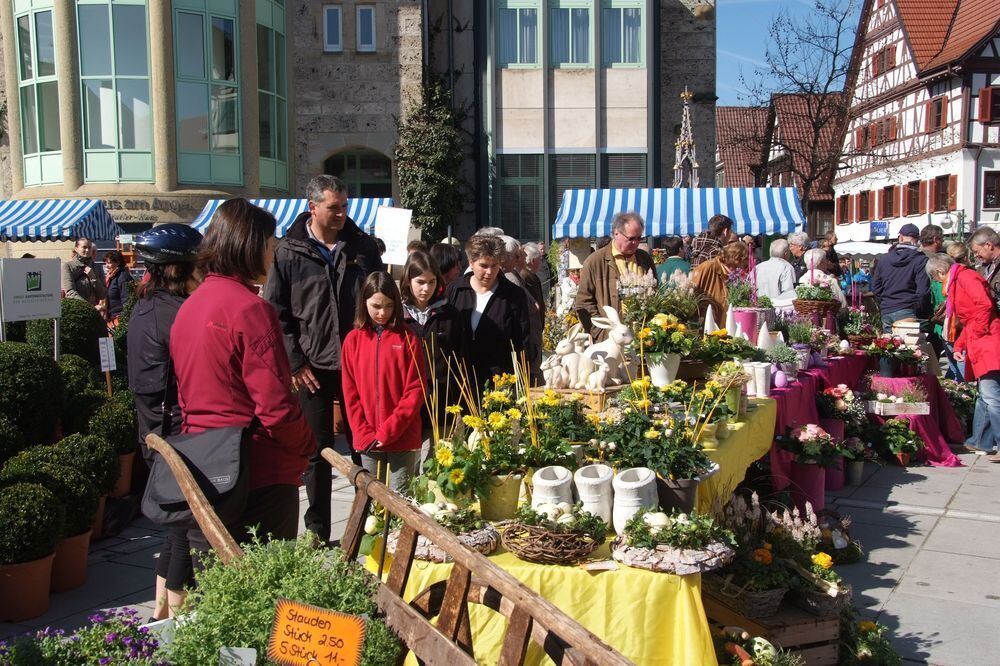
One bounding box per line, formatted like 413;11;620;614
145;434;634;665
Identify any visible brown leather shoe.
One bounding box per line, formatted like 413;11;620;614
987;454;1000;464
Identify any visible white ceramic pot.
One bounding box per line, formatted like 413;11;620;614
573;464;614;524
793;345;811;371
752;362;772;397
647;353;681;388
530;466;574;509
612;467;659;534
742;361;757;397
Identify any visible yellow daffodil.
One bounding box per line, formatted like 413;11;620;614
495;373;517;387
445;404;463;415
435;447;454;467
506;408;522;420
858;621;877;634
462;415;485;430
631;377;651;390
449;469;465;485
644;428;661;440
633;399;652;410
709;328;729;337
811;552;834;570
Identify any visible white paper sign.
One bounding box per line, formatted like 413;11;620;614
373;206;419;266
98;337;117;372
0;258;61;323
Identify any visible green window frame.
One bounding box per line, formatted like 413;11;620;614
549;0;592;68
77;0;153;183
497;154;544;241
13;0;61;186
323;149;393;198
498;1;540;68
601;0;643;67
257;0;287;191
173;0;241;186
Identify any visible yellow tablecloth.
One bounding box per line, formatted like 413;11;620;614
367;541;717;666
697;398;777;512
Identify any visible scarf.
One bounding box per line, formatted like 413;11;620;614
942;263;961;343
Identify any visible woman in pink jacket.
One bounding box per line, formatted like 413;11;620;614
170;199;315;543
341;272;426;493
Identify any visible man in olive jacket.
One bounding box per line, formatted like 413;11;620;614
574;212;655;342
263;175;384;545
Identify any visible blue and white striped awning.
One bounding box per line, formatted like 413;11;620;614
552;188;806;239
0;199;123;241
192;198;394;237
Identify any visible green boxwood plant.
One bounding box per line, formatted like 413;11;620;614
88;390;138;455
59;353;107;436
0;342;63;444
0;482;65;564
0;414;25;466
55;434;119;496
0;446;99;537
26;298;108;367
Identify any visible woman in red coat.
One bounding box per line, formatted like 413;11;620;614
170;199;316;543
929;254;1000;460
342;272;426;493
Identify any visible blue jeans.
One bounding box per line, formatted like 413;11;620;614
971;372;1000;452
881;308;916;333
943;342;965;381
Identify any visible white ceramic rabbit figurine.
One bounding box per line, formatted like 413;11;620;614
587;357;609;392
555;323;590;389
541;354;562;388
584;305;634;387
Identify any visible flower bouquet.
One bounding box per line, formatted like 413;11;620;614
817;510;863;565
501;503;608;565
777;425;842;467
791;550;853;616
618;270;665;330
637;313;693;386
817;384;861;421
611;508;736;574
842;306;878;347
879;418;923;465
793;274;841;318
863;335;927;377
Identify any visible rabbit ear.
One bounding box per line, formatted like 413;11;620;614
590;317;613;330
567;323;582;338
601;305;621;323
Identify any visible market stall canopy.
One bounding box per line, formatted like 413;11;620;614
0;199;123;241
552;187;806;239
834;241;891;258
192;197;395;236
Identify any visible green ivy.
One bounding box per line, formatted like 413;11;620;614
395;78;466;243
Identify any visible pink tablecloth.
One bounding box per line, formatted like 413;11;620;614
868;374;963;468
770;353;876;490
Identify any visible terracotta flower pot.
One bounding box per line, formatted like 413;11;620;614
895;452;911;466
110;452;136;498
0;553;55;621
790;461;826;513
52;529;92;592
90;495;106;543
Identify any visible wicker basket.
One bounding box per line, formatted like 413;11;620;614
386;525;500;563
500;523;601;565
793;584;853;617
702;574;788;619
793;299;841;318
610;536;735;575
846;334;874;347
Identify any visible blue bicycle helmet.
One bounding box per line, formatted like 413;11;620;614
134;224;203;264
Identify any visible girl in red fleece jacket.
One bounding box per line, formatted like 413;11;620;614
342;272;426;493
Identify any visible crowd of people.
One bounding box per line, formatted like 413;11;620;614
54;176;1000;618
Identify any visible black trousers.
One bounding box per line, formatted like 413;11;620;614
298;367;360;542
188;483;301;560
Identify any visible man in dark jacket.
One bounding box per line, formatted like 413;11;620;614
870;224;931;333
263;175;384;545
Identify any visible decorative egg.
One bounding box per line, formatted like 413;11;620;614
536;503;561;519
839;339;851;351
642;512;671;528
364;515;379;535
419;503;441;516
556;513;577;526
434;509;455;522
557;502;573;514
445;503;459;512
773;370;788;388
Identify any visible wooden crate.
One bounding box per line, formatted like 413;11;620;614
528;385;624;412
704;597;840;665
865;400;930;416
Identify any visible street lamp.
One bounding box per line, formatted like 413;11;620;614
942;209;966;241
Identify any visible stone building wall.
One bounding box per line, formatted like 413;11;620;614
289;0;424;196
660;0;717;187
0;27;13;198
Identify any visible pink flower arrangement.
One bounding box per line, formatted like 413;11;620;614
778;424;842;466
793;424;830;442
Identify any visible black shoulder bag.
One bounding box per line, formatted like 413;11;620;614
141;359;258;529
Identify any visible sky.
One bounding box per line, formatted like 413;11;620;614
715;0;858;106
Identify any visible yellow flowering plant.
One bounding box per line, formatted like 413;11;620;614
638;312;694;357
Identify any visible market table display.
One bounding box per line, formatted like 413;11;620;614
368;541;718;666
866;374;963;467
698;399;778;512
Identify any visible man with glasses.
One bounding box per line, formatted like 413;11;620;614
61;237;106;307
575;211;655;342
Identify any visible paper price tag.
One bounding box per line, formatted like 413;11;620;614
267;598;366;666
98;337;117;372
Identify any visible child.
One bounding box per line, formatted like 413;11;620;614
400;251;462;459
342;272;426;493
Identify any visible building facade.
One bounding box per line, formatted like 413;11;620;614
833;0;1000;241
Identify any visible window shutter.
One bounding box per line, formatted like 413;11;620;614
869;123;878;148
849;194;856;223
918;180;928;214
889;115;898;139
869;190;877;220
980;87;994;123
948;174;958;210
854;127;863;150
929;178;938;212
887;45;896;69
870;56;877;78
895;185;902;216
941;96;949;127
924;100;932;133
878;189;885;219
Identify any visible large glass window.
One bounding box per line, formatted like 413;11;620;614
549;153;595;221
15;2;61;185
550;3;590;66
173;0;241;185
356;5;375;52
324;149;392;198
77;1;152;182
258;0;288;191
323;5;342;52
498;2;539;67
602;153;647;187
497;154;544;241
601;2;642;66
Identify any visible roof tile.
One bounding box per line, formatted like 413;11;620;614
715;106;768;188
895;0;1000;72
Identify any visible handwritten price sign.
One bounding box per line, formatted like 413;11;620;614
267;598;366;666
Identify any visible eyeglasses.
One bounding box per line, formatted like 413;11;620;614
615;231;643;243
